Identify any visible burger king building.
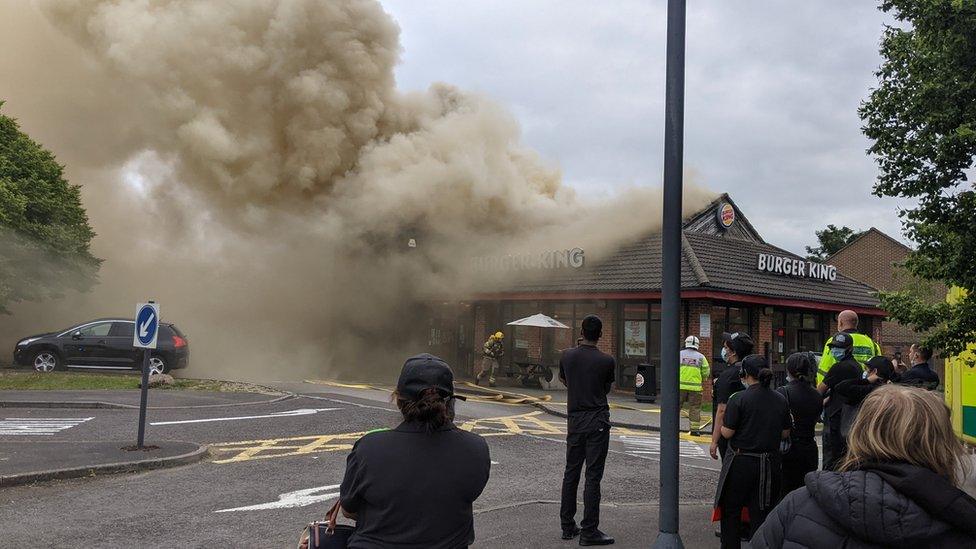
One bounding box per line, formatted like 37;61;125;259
427;194;885;392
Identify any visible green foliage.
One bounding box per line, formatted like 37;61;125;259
0;102;100;313
805;224;864;262
860;0;976;357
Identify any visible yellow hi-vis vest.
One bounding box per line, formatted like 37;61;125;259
816;331;882;385
679;349;710;392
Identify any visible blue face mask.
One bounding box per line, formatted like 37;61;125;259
862;371;869;380
830;347;848;361
721;347;729;362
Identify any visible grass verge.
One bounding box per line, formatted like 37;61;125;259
0;371;271;393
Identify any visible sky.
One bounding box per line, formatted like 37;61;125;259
382;0;913;254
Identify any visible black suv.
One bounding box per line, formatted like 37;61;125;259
14;318;189;375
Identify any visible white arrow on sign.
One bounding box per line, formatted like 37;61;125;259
216;484;340;513
150;408;340;426
139;313;155;338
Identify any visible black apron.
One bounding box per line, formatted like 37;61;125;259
712;449;776;520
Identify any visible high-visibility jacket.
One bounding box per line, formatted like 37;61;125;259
679;349;710;392
816;331;881;385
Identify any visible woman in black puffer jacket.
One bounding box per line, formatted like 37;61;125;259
752;384;976;548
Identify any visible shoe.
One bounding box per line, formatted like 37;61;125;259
561;527;580;540
579;530;614;546
488;379;496;387
690;430;702;437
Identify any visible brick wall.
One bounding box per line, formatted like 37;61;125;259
757;307;773;361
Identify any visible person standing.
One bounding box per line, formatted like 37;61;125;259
901;345;940;388
713;355;792;549
777;353;823;497
710;332;752;461
816;310;881;385
558;315;615;546
335;354;491;549
751;385;976;548
817;332;862;471
679;335;710;436
477;331;504;387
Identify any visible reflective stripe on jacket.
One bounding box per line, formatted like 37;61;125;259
816;332;881;385
679;349;709;392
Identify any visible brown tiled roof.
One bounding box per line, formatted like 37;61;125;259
498;195;881;309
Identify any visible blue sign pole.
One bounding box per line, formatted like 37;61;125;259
134;301;159;449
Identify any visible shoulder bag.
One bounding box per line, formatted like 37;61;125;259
298;500;356;549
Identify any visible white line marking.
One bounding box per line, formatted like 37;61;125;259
216;485;341;513
150;408;340;426
0;417;93;436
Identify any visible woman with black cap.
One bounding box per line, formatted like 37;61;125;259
777;353;823;498
713;354;792;549
335;353;491;549
834;355;899;441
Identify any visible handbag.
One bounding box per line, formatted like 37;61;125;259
298;500;356;549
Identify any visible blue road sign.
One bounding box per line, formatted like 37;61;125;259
134;302;160;349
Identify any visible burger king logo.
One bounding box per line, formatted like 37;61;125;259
718;202;735;229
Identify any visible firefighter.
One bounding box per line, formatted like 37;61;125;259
816;309;881;385
679;335;710;436
477;331;504;387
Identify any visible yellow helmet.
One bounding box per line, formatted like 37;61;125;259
494;331;504;339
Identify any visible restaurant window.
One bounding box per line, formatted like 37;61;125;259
549;302;575;359
711;304;754;364
510;302;536;353
622;303;648;360
772;311;825;365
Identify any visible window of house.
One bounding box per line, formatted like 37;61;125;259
622;303;648;359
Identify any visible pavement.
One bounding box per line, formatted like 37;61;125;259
0;379;724;548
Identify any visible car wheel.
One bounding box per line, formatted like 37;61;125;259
32;350;60;373
148;356;168;375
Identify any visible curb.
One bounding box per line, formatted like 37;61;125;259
533;402;661;433
0;443;209;488
0;392;296;411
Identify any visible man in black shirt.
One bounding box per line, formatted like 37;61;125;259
817;332;862;471
901;345;940;388
710;332;752;461
558;314;615;546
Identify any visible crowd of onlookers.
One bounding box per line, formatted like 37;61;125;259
708;310;976;548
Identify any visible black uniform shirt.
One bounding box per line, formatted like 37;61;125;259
724;384;792;453
822;357;861;416
559;344;615;433
714;362;745;406
776;380;822;439
339;421;491;549
901;362;940;386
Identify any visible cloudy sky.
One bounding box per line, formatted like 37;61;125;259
383;0;912;254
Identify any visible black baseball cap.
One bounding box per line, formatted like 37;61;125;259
828;332;854;349
396;353;466;401
722;331;754;358
866;356;895;380
741;354;767;377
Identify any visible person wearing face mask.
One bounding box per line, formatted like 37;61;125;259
816;310;881;386
817;332;862;471
777;353;823;498
710;332;752;461
901;345;940;388
834;356;899;441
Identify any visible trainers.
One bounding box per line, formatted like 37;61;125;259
579;530;614;546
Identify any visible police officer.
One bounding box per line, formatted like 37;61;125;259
679;335;710;436
816;310;881;385
817;332;862;471
713;354;792;549
777;352;823;497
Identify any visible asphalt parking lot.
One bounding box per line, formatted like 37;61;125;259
0;384;720;548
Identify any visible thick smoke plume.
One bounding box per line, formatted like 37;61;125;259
0;1;714;381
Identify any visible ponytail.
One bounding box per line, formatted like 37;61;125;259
758;368;773;389
395;388;455;432
786;352;813;383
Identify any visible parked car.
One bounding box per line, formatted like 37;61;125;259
13;318;189;375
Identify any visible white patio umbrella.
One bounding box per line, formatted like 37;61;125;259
507;313;570;329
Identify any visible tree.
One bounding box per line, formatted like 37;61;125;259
0;102;100;313
859;0;976;358
805;224;864;262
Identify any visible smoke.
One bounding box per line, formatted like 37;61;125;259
0;0;714;382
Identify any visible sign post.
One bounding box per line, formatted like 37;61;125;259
134;301;159;449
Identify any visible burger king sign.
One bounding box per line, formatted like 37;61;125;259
717;202;735;229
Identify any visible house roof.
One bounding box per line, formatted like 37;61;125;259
825;227;912;263
480;194;883;313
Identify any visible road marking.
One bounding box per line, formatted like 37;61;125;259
620;435;708;459
0;417;93;436
150;408;340;426
215;485;340;513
